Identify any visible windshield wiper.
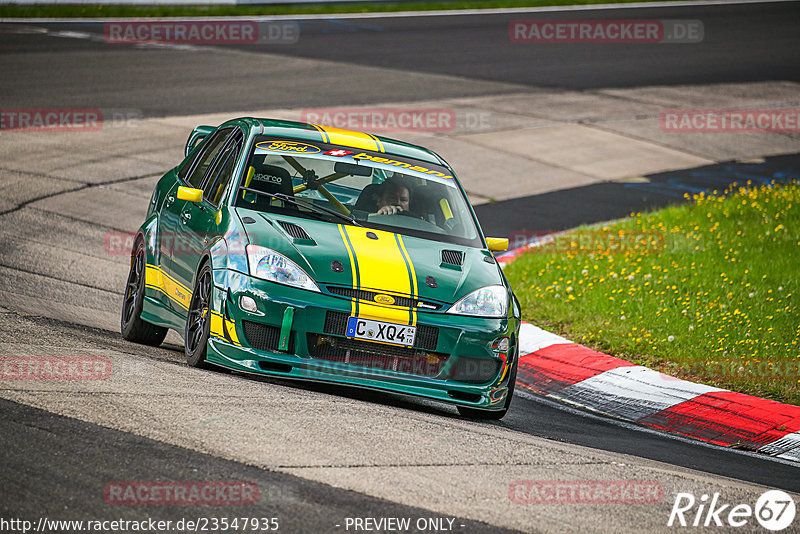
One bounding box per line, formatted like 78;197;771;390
239;187;363;227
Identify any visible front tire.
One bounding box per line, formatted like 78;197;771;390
185;262;213;369
121;239;168;346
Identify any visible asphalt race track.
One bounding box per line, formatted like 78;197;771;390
2;2;800;532
1;1;799;115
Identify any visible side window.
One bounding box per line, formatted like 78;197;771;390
204;134;243;206
177;140;204;180
177;159;192;181
177;145;202;180
184;129;232;189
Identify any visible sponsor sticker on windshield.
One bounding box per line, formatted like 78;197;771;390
323;149;354;157
255;140;321;154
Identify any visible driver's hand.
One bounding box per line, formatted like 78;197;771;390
377;205;402;215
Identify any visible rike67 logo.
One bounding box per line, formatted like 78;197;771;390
668;490;796;531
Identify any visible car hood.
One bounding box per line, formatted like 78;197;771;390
235;208;504;305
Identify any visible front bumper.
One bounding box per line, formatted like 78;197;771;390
206;269;520;410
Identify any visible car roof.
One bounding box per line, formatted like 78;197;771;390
220;117;449;169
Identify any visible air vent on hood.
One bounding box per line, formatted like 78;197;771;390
278;220;313;242
440;250;465;268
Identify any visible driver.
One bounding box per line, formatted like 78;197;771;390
375;180;411;215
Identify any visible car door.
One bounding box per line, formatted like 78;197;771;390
160;127;234;314
169;128;243;311
144;144;203;312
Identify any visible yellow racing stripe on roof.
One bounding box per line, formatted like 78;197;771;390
367;133;385;153
310;123;330;143
314;124;381;152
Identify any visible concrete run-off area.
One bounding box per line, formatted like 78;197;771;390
1;80;799;532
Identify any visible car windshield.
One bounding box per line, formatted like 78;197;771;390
234;137;483;247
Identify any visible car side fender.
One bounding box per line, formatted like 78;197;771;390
198;240;238;335
135;215;160;268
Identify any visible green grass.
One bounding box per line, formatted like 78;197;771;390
505;182;800;405
0;0;693;19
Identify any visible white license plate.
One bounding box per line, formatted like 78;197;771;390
346;317;416;347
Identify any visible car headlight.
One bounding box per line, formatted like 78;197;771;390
246;245;320;292
447;285;507;318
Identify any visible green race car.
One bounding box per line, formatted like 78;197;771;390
121;118;521;418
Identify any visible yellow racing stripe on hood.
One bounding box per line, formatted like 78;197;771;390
339;226;416;325
396;234;418;325
338;224;359;317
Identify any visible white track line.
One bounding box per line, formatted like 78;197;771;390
1;0;796;23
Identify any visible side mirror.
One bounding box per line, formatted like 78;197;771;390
177;186;203;203
184;125;216;157
486;237;509;252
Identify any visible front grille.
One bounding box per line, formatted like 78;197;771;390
441;249;465;266
307;334;449;378
444;357;501;384
277;220;312;241
242;320;295;353
326;286;443;311
327;287;415;308
415;325;439;352
323;311;439;351
323;311;350;336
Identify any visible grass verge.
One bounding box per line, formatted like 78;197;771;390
0;0;692;19
504;181;800;405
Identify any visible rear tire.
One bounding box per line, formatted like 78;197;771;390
185;262;213;369
121;239;168;346
457;356;517;420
